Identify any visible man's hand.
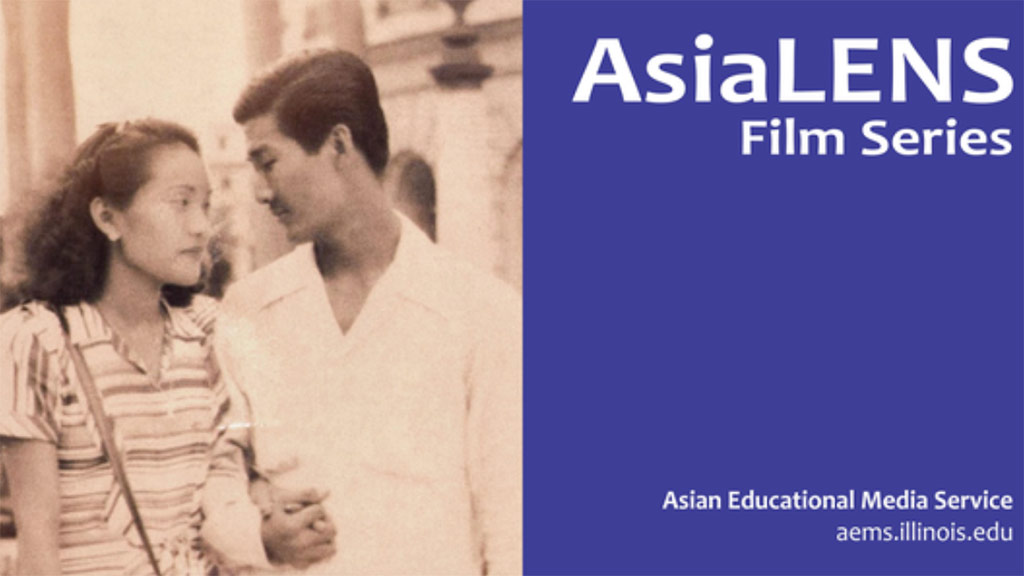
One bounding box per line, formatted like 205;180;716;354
255;482;337;569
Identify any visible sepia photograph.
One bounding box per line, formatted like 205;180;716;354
0;0;521;573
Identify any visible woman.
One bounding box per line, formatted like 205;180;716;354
0;119;247;574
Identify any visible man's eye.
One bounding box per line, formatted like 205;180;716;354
260;160;276;173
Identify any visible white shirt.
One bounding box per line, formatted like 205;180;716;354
209;215;522;575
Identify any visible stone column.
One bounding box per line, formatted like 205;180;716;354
430;2;497;273
240;0;292;270
3;0;76;199
241;0;285;74
2;0;76;289
326;0;366;56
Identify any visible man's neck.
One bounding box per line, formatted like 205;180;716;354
313;207;402;335
314;205;402;283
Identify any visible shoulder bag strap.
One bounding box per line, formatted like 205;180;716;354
60;314;164;576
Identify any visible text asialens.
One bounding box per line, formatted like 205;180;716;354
573;35;1015;156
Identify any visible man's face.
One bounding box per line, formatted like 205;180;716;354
244;114;342;243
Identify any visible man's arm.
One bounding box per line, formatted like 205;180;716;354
466;293;524;575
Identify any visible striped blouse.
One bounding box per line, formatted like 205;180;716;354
0;298;242;575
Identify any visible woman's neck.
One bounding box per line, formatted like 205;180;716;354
94;256;164;327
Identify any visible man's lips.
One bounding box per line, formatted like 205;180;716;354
270;203;290;218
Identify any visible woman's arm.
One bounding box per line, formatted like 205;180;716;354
3;438;61;575
203;327;336;571
202;378;276;571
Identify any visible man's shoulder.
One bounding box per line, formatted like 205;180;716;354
410;242;521;325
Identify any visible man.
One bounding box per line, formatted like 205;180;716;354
214;49;523;574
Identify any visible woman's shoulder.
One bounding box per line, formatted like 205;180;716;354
0;301;66;354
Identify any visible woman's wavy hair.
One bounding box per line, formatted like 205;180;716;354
16;118;203;307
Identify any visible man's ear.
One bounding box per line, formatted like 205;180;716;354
89;197;122;242
328;124;354;157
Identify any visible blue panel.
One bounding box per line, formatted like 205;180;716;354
524;1;1024;574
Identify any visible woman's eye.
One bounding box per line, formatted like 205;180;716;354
167;196;190;209
261;160;276;173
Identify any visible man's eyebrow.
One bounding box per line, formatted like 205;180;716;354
247;146;270;163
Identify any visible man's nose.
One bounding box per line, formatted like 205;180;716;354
254;182;273;204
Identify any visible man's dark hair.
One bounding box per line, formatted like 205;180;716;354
233;49;390;176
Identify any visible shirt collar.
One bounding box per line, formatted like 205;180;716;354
257;243;325;310
66;298;206;347
261;212;450;314
367;212;450;313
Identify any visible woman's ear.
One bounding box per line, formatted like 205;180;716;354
89;197;122;242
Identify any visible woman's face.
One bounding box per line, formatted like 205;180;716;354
108;144;213;288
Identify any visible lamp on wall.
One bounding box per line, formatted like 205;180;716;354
430;0;492;88
444;0;473;25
